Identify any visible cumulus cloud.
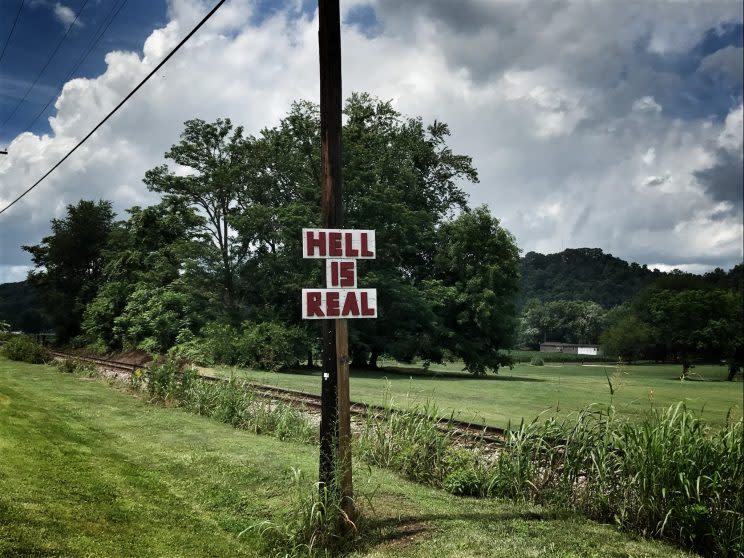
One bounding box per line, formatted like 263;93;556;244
0;0;742;283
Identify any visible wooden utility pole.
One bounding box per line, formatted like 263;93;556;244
317;0;353;519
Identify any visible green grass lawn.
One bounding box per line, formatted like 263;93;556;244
0;357;698;558
207;360;743;429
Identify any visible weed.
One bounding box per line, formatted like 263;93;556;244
245;468;361;558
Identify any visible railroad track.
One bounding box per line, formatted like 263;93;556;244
51;351;506;445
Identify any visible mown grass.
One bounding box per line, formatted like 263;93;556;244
0;357;697;558
207;360;742;429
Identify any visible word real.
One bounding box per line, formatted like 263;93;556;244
301;228;378;320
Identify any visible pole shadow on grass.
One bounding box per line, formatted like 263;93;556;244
362;509;566;548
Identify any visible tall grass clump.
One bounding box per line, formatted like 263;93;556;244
246;468;361;558
355;392;742;556
1;336;52;364
146;366;316;444
356;394;456;487
472;405;742;556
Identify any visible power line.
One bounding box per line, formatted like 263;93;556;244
24;0;130;133
0;0;25;66
0;0;90;131
0;0;228;217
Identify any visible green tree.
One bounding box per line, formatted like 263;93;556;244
518;299;607;348
635;288;743;378
600;314;652;362
430;206;520;374
144;118;252;318
234;94;483;369
23;200;115;343
81;200;206;351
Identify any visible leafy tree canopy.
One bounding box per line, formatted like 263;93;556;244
23;200;115;343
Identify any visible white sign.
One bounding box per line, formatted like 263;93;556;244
302;228;376;259
301;228;377;320
326;259;357;288
302;288;377;319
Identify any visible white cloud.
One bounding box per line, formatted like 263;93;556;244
632;96;662;113
0;0;742;282
718;103;743;152
53;2;82;28
0;265;31;284
642;147;656;165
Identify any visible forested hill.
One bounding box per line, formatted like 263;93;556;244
519;248;665;308
0;281;50;333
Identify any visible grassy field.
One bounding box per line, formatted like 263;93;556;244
0;357;699;558
207;360;743;429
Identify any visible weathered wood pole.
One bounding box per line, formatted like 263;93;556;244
318;0;353;521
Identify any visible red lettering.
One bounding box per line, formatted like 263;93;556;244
361;291;375;316
360;232;374;257
339;261;355;287
329;232;342;256
330;261;339;287
306;231;326;257
344;232;359;257
327;291;340;317
306;291;324;317
341;291;360;316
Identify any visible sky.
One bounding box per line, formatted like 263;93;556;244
0;0;742;283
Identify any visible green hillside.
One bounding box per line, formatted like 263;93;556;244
519;248;741;308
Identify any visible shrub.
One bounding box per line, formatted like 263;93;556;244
1;336;51;364
145;358;196;402
235;321;310;371
168;329;214;366
54;358;96;376
167;321;311;371
442;447;487;496
529;356;544;366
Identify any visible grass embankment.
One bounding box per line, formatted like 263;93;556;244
207;361;742;429
0;357;696;558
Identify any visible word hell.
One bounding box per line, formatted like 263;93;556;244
302;289;377;319
303;228;375;259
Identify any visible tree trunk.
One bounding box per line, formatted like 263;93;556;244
307;351;314;369
680;359;691;380
369;349;379;370
727;363;740;381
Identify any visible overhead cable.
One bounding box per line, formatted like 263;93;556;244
1;0;91;130
0;0;227;216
